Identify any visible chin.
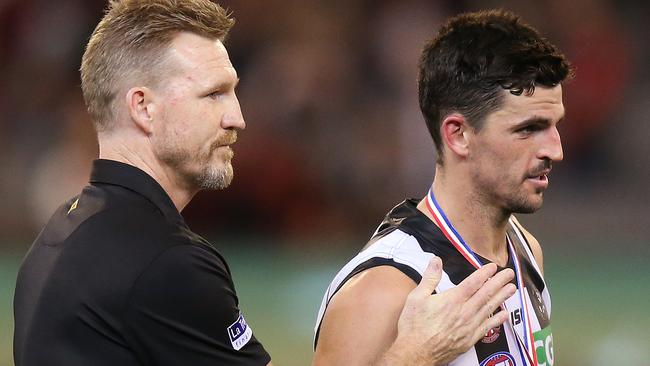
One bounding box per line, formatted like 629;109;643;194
512;205;541;214
514;201;543;214
196;161;233;190
507;194;544;214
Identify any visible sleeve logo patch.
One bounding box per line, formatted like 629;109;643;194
227;312;253;350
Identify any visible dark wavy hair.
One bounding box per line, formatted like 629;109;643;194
418;9;573;164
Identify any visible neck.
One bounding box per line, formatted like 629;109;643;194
417;166;511;266
98;135;196;212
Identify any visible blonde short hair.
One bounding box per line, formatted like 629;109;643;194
80;0;234;131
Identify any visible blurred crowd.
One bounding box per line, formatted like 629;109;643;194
1;0;648;248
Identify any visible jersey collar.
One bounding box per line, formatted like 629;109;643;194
89;159;184;224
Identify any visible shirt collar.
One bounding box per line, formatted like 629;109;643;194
376;199;448;244
89;159;184;224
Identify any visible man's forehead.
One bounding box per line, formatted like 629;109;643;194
167;32;235;74
497;85;565;120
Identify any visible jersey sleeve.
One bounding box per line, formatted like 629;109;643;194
123;244;271;365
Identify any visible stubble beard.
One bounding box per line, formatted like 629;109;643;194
195;153;233;190
507;161;553;214
156;139;235;192
504;190;543;214
472;171;543;217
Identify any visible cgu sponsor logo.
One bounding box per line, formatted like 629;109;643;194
480;352;515;366
534;326;554;366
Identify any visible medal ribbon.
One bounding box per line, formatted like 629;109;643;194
424;188;538;366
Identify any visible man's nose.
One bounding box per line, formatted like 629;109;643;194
221;94;246;130
539;126;563;162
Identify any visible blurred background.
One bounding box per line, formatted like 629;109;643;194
1;0;649;364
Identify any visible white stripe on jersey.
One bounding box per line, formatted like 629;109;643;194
315;230;436;335
314;226;551;366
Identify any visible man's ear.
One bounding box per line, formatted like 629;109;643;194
440;114;471;159
125;87;157;135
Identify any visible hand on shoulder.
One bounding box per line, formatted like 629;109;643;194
313;258;516;366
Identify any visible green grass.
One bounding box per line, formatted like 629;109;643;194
546;254;650;366
1;245;648;366
0;256;18;366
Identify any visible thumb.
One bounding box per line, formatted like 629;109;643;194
413;256;442;297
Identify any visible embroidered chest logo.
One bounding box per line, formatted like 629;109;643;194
67;198;79;214
227;312;253;350
480;351;516;366
481;325;501;344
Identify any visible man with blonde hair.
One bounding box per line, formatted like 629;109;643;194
15;1;516;365
14;1;268;364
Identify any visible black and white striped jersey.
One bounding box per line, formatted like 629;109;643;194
315;199;555;366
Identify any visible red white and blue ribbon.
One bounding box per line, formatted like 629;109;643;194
424;188;538;366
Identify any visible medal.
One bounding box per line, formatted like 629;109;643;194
424;188;538;366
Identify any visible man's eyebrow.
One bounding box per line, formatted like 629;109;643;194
205;77;240;93
513;115;564;128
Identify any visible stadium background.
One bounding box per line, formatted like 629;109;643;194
1;0;649;365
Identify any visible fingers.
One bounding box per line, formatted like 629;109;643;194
411;257;442;297
470;281;516;338
466;270;516;344
486;282;516;316
473;308;510;344
454;263;499;301
465;268;515;314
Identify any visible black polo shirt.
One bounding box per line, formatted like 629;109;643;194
14;159;271;366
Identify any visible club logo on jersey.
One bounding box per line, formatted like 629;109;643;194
480;351;515;366
67;198;79;214
481;325;501;344
227;312;253;350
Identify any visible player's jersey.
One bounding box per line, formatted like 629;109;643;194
315;199;555;366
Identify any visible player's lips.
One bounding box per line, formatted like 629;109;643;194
222;138;237;146
526;169;551;189
212;138;237;151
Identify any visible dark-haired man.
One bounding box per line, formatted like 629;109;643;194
314;10;571;366
13;1;512;366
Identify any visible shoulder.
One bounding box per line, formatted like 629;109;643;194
331;265;417;311
70;184;170;237
314;265;416;365
123;244;271;364
332;230;432;288
72;184;195;252
125;244;237;336
130;244;231;299
511;215;544;274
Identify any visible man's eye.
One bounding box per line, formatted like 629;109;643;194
207;91;223;99
518;125;541;133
